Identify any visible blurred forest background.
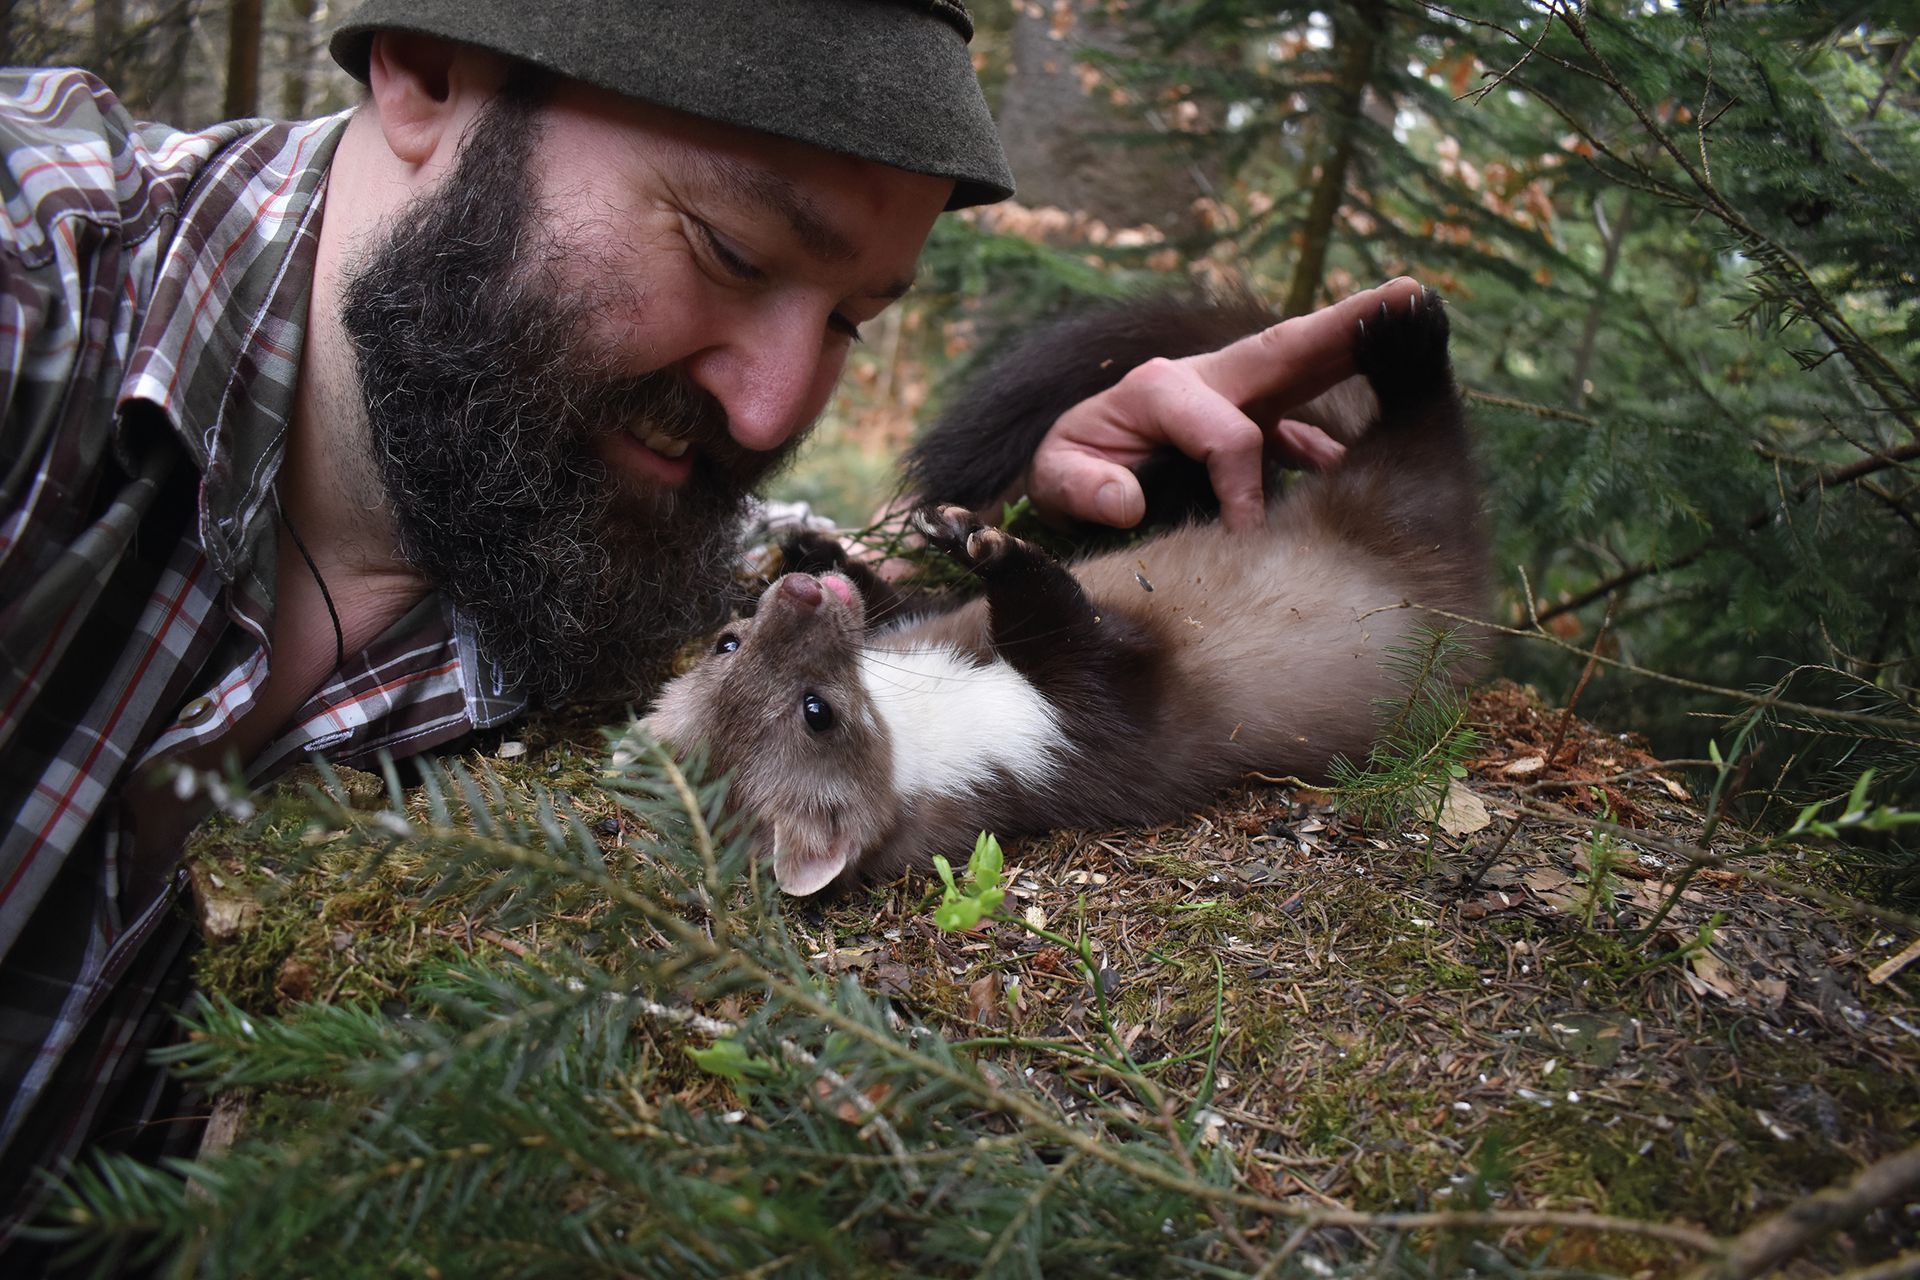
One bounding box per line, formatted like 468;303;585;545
9;0;1918;899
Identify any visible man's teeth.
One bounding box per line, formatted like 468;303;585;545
637;429;690;459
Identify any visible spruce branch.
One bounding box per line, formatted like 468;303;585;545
1550;4;1920;427
1404;600;1920;738
1329;626;1484;834
46;725;1863;1271
1535;438;1920;625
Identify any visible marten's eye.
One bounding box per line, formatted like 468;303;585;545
714;633;741;655
801;692;835;732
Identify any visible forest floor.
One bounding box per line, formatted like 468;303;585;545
184;675;1920;1277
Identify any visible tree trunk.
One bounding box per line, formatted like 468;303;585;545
1570;193;1634;409
151;0;198;123
993;0;1218;237
224;0;263;118
1283;0;1386;318
281;0;319;119
92;0;124;78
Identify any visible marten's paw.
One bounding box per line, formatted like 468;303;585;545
777;528;923;625
912;504;1029;572
1354;286;1452;412
779;529;853;576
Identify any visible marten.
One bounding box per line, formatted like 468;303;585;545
643;288;1489;896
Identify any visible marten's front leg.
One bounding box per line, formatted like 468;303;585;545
777;530;921;627
912;505;1137;685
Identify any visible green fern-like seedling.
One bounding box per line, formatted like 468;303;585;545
1329;626;1483;837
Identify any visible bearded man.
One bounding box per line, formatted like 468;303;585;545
0;0;1420;1239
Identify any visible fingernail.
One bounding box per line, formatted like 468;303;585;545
1095;481;1130;525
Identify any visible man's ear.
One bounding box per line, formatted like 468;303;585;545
364;31;507;168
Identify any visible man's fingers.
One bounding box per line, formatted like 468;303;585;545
1268;418;1346;469
1025;280;1422;530
1028;445;1146;528
1034;358;1268;530
1190;276;1424;407
1204;445;1267;533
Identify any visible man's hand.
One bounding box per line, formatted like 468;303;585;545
1027;277;1426;533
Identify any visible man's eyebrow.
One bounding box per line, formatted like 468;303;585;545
700;153;861;265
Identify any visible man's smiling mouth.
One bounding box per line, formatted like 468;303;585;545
633;426;690;458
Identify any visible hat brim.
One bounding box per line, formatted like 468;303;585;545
330;0;1013;209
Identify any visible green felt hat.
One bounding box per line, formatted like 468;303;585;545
330;0;1013;209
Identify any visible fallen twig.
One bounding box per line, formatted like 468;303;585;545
1685;1141;1920;1280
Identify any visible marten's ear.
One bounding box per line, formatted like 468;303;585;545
771;820;855;896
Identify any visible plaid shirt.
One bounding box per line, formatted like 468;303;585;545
0;68;527;1224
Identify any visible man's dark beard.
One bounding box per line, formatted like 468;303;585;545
339;77;794;704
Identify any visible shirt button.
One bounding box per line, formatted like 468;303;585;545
176;695;217;727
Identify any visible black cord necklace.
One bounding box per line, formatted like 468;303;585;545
281;510;347;674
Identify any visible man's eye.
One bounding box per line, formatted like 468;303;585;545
698;221;860;342
696;222;763;281
714;633;741;655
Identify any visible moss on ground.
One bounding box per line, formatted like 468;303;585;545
176;693;1920;1275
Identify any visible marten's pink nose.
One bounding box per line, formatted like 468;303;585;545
778;574;823;609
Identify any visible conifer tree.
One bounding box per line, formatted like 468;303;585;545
937;0;1919;882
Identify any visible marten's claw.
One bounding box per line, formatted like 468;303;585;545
964;527;1013;566
914;504;1049;578
911;504;984;558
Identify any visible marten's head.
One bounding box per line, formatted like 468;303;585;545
644;572;899;895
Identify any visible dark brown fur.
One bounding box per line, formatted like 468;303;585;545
645;290;1488;895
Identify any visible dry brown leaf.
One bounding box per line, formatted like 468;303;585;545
1522;866;1583;914
869;963;913;996
815;1077;892;1125
1439;782;1492;836
274;957;315;1004
1459;890;1525;920
1686;950;1741;1002
827;946;880;972
1655;774;1693;801
968;972;1003;1026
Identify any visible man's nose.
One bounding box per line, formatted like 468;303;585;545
693;310;840;453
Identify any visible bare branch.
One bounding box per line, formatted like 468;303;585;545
1685;1142;1920;1280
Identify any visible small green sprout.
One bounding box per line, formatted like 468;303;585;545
932;832;1007;932
1786;769;1920;838
686;1038;779;1096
